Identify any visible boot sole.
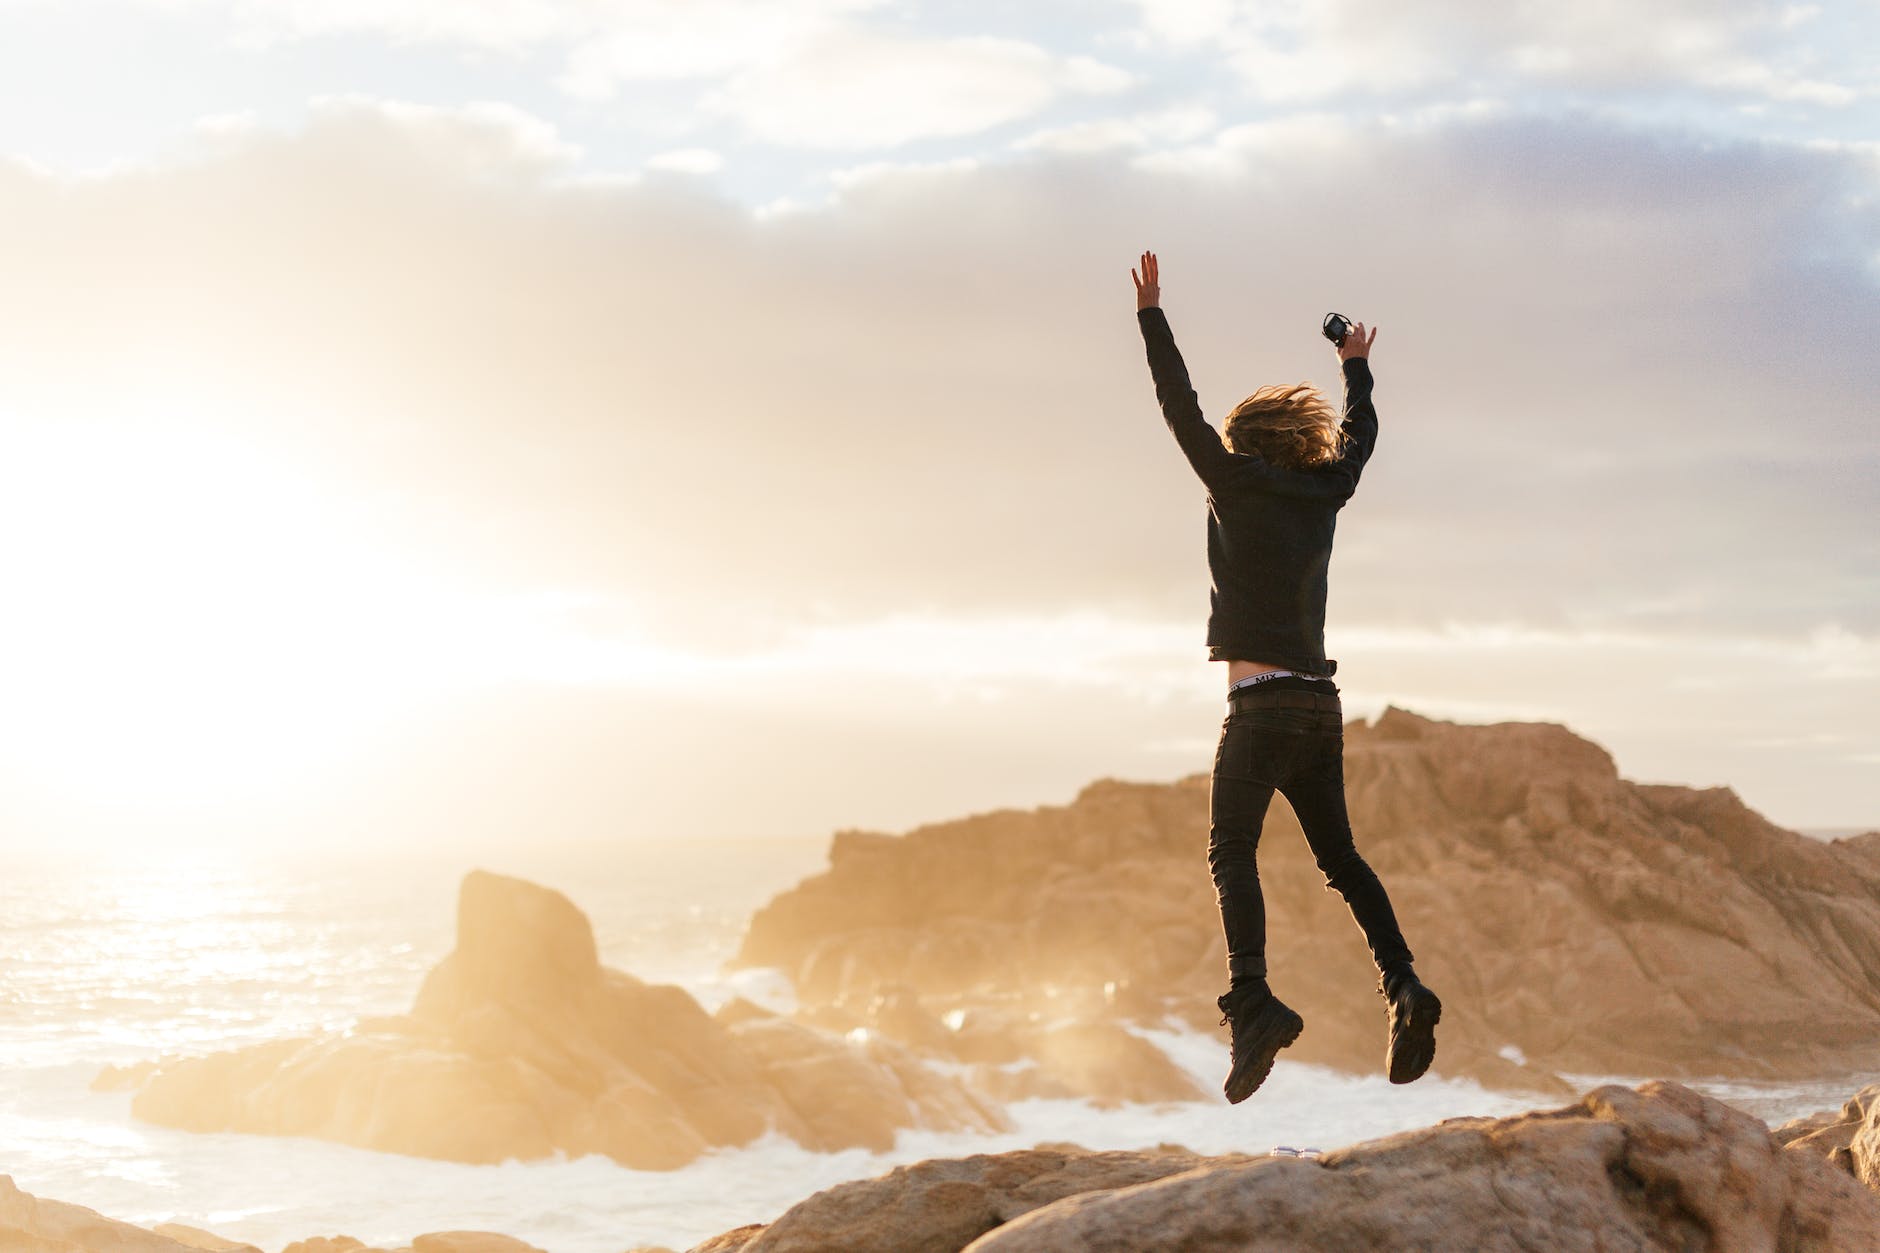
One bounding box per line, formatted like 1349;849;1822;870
1388;986;1442;1084
1224;1002;1305;1104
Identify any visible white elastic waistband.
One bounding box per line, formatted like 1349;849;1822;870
1227;670;1330;693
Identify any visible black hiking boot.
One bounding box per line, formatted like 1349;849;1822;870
1217;986;1304;1104
1383;971;1441;1084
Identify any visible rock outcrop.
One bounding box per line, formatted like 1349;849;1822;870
279;1238;547;1253
115;871;1007;1168
152;1222;263;1251
0;1175;555;1253
683;1082;1880;1253
966;1081;1880;1252
1778;1082;1880;1190
736;709;1880;1087
0;1174;205;1253
681;1145;1249;1253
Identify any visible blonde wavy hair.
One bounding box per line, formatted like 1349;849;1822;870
1222;384;1347;470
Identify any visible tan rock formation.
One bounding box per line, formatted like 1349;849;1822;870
961;1082;1880;1252
0;1175;205;1252
0;1184;555;1253
1778;1082;1880;1190
409;1234;547;1253
737;709;1880;1087
150;1222;263;1251
685;1229;765;1253
673;1083;1880;1253
120;871;1006;1169
682;1146;1245;1253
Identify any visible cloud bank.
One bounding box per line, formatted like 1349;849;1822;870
0;95;1874;844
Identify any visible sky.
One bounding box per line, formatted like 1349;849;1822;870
0;0;1876;851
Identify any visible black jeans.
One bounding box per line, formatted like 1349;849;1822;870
1209;678;1414;988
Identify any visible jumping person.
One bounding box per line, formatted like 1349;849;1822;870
1130;250;1440;1103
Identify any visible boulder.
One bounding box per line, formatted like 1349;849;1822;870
684;1145;1243;1253
737;710;1880;1088
118;871;1004;1169
963;1082;1880;1252
409;1234;547;1253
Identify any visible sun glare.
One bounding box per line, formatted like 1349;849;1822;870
0;408;464;808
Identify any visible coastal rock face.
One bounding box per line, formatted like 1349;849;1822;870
0;1174;203;1252
682;1146;1247;1253
120;871;1007;1168
962;1082;1880;1252
737;709;1880;1086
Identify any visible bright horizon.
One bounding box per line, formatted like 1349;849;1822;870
1;1;1876;851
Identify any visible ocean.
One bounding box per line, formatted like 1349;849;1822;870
0;839;1854;1253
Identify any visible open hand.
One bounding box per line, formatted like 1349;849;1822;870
1132;251;1160;311
1336;320;1377;362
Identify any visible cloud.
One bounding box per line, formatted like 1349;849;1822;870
1013;105;1220;155
263;96;585;179
702;32;1133;149
58;0;1136;149
646;147;724;174
552;0;881;95
2;99;1873;641
1123;0;1872;108
105;0;880;56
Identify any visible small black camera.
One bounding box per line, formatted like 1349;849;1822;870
1322;312;1352;347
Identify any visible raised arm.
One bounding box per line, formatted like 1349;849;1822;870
1332;319;1379;484
1132;251;1238;490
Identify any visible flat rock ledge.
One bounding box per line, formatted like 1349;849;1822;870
686;1081;1880;1253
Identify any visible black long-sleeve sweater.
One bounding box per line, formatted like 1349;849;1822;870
1137;306;1379;675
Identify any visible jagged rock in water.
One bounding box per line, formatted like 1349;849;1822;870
961;1082;1880;1252
737;709;1880;1088
118;871;1006;1168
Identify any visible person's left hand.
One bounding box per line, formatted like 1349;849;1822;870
1132;251;1160;311
1336;320;1377;362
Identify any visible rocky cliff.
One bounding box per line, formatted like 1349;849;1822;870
736;708;1880;1088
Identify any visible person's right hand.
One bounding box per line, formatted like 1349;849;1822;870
1132;251;1160;311
1336;320;1377;362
